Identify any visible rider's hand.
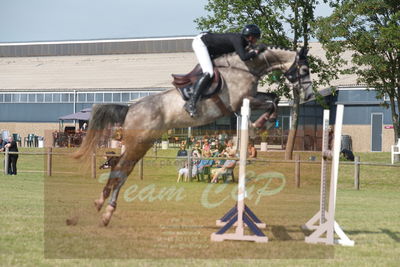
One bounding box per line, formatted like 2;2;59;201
257;43;267;53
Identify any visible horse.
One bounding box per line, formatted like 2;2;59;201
73;45;313;226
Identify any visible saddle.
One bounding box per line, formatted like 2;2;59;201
171;64;222;101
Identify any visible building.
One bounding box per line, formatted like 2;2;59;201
0;38;397;151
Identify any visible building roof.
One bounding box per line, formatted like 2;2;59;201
0;52;196;90
0;38;359;91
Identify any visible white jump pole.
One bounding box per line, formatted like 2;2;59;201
211;98;268;243
304;104;354;246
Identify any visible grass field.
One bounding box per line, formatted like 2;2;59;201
0;148;399;266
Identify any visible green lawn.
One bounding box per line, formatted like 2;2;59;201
0;148;399;266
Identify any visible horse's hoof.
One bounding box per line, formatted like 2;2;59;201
102;214;110;226
94;199;103;212
101;205;115;226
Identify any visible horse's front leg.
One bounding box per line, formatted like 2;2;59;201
101;157;136;226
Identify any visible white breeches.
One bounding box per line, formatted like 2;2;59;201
192;33;214;77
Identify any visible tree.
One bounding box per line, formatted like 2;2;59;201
315;0;400;141
195;0;338;159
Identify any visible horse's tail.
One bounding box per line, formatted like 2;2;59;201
73;104;129;160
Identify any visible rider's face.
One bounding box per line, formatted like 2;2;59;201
247;35;258;45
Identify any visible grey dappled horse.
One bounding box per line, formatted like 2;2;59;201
74;46;313;226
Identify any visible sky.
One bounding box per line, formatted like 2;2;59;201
0;0;332;43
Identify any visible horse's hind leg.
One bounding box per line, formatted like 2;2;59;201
94;157;122;212
94;178;117;212
101;157;137;226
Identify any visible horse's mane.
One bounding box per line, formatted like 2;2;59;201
213;44;293;69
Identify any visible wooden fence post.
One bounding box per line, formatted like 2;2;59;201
295;154;301;188
354;156;360;190
91;151;96;179
47;147;52;176
4;147;9;175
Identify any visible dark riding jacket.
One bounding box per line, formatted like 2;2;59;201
201;33;257;61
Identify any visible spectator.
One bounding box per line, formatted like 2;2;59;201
81;122;88;131
221;140;236;157
191;143;202;158
4;136;18;175
341;148;355;161
202;139;211;157
210;153;236;183
196;150;215;174
248;142;257;158
0;137;6;151
177;144;188;157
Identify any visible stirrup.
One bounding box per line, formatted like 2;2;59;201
184;101;197;117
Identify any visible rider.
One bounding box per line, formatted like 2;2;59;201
184;24;263;117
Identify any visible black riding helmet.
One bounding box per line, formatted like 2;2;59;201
242;24;261;39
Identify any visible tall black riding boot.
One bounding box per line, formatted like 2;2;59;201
184;73;212;117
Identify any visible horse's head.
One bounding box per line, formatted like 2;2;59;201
284;47;313;102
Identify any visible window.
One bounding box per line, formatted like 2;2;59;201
12;94;19;102
28;94;36;102
19;94;27;102
36;94;44;102
113;92;121;102
78;93;86;102
61;93;69;102
104;93;112;102
122;93;130;102
44;93;52;102
87;93;94;102
0;94;3;102
139;92;149;98
95;93;103;102
130;93;139;100
4;94;11;102
53;94;61;102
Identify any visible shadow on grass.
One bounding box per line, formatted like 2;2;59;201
346;228;400;243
